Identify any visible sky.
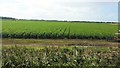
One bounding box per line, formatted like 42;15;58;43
0;0;119;22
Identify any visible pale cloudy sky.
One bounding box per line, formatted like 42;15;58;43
0;0;119;22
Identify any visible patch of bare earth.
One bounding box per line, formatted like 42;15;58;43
2;39;119;47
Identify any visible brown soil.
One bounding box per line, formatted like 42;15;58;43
2;39;119;47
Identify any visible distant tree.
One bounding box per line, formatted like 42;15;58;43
0;16;16;20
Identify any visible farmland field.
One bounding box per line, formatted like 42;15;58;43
2;20;118;40
1;1;120;67
2;20;120;67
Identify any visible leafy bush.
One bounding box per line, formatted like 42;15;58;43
2;46;120;67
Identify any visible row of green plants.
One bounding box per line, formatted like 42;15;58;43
2;20;118;39
2;32;114;40
2;46;120;67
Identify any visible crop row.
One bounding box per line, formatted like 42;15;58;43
2;20;118;39
2;32;114;40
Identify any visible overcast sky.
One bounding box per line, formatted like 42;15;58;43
0;0;119;22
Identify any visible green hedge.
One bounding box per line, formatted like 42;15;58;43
2;46;120;67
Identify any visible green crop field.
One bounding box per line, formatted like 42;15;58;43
2;20;120;67
2;20;118;39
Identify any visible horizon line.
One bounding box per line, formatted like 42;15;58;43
0;16;118;23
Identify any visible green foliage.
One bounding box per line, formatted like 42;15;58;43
2;20;118;39
2;46;120;67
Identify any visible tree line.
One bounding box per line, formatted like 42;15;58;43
1;16;117;23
